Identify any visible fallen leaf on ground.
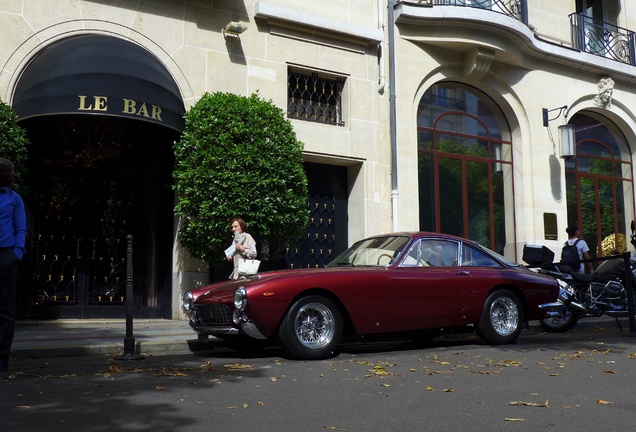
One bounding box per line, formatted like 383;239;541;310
155;367;189;377
596;400;614;405
200;362;216;371
509;400;549;407
370;365;391;377
224;364;254;372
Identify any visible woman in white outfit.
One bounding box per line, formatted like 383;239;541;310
225;218;257;279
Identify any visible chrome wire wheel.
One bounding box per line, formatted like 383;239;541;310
489;296;519;336
476;289;523;345
294;302;336;349
279;295;343;359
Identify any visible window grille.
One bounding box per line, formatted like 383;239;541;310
429;0;522;20
570;13;636;66
288;70;345;126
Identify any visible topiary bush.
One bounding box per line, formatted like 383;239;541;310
0;99;29;193
173;92;308;262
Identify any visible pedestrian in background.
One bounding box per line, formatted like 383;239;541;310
0;158;27;373
564;225;594;274
225;218;257;280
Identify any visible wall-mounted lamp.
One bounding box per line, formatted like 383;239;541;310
543;104;575;159
542;105;568;127
223;21;247;38
493;143;503;174
558;124;576;159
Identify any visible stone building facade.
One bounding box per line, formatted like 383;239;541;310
1;0;634;319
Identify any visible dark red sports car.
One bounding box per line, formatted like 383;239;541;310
184;232;560;360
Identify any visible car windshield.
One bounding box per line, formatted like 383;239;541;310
326;235;411;267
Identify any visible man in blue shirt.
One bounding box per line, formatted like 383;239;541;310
0;158;26;372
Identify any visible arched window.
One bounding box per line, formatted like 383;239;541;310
417;83;513;254
565;113;633;258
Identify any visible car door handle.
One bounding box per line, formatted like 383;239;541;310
455;271;470;276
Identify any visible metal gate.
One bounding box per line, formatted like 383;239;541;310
28;176;133;318
286;193;338;269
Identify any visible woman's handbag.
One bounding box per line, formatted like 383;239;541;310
238;258;261;276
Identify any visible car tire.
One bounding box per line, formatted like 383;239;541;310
476;289;523;345
278;295;343;360
539;307;579;333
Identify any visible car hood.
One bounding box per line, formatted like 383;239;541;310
189;266;375;303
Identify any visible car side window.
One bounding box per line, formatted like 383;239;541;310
401;239;459;267
461;246;501;267
401;240;425;267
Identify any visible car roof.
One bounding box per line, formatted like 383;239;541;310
366;231;481;247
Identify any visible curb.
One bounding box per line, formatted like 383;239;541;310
528;316;635;333
11;339;223;359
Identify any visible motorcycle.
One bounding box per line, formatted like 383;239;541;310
523;221;636;333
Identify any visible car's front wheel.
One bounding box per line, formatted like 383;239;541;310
278;295;343;360
476;289;523;345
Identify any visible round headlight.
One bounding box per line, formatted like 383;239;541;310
234;286;247;311
183;291;194;311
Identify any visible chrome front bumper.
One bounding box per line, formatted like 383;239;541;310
188;307;267;340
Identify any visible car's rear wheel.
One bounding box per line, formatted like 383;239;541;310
476;289;523;345
278;295;343;360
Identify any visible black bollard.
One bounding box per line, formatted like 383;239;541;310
622;252;636;336
114;235;145;360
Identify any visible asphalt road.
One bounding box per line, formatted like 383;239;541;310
2;325;636;432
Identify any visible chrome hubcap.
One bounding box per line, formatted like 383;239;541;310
294;302;335;349
490;297;519;336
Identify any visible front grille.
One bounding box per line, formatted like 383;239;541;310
193;304;232;325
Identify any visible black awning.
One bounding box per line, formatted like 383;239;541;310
13;35;185;132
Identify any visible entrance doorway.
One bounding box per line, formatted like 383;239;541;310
287;162;349;268
17;115;177;319
10;34;185;319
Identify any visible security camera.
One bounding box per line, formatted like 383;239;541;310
223;21;247;37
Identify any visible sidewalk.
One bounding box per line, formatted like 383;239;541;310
11;319;220;359
9;316;635;360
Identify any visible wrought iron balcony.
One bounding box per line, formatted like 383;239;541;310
570;13;636;66
426;0;523;21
